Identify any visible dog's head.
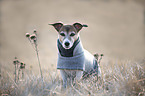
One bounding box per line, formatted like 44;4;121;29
50;22;88;49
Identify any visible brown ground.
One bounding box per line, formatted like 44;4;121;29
0;0;145;73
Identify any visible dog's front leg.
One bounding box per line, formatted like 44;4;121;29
60;70;67;88
74;71;83;86
76;71;83;80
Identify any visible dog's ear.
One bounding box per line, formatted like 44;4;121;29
73;23;88;32
49;23;63;32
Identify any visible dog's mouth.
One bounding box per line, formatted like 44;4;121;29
63;44;72;49
64;46;70;49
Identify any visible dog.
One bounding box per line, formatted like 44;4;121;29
50;22;101;88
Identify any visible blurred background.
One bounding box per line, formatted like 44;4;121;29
0;0;145;73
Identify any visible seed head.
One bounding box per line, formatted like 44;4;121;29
30;34;36;40
20;62;25;69
13;57;19;65
13;60;17;64
33;29;37;33
26;33;30;37
13;60;19;65
21;62;24;65
100;54;104;56
94;53;99;59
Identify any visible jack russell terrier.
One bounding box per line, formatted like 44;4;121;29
50;22;101;88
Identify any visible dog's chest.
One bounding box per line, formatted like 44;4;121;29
57;38;85;70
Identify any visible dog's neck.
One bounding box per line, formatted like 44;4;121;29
57;37;81;57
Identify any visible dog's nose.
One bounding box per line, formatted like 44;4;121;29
65;42;70;46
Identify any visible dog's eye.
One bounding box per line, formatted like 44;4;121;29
60;33;65;36
70;33;75;36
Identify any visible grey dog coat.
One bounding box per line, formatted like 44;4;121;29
57;38;100;75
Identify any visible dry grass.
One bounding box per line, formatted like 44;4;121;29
0;60;144;96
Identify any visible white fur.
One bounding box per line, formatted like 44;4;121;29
60;31;76;49
62;38;74;49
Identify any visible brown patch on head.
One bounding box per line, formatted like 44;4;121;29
58;25;78;43
60;25;77;33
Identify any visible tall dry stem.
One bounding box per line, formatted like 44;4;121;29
26;30;44;89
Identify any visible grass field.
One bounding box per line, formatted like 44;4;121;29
0;0;145;96
0;59;144;96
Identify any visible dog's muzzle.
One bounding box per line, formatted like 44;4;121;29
65;42;70;47
63;40;72;49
